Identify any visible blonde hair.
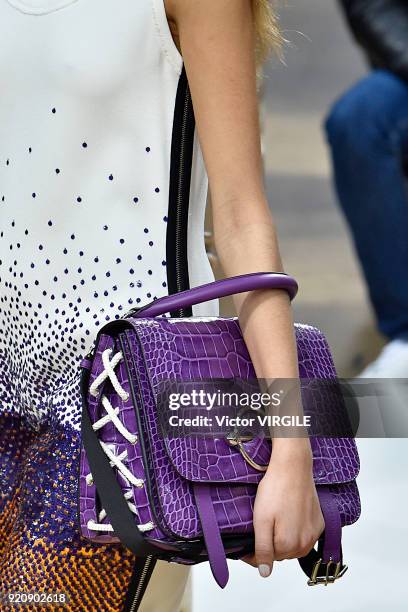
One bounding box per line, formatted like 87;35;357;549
252;0;283;66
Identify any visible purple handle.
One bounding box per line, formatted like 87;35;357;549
132;272;298;318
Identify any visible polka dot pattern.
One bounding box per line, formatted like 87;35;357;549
0;117;172;432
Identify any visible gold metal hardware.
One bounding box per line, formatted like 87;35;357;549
226;432;269;472
307;557;348;586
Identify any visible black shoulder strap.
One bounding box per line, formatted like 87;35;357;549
166;64;196;318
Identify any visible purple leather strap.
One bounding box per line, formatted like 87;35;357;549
297;486;344;581
193;483;229;588
317;488;342;563
132;272;298;318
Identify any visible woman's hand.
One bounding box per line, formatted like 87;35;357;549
242;439;325;577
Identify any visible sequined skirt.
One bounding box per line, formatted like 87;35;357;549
1;395;194;612
0;411;136;611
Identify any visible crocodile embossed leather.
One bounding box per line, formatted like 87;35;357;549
78;272;361;596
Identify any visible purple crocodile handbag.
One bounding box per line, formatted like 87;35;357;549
78;271;361;610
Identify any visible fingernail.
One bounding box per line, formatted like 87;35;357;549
258;564;271;578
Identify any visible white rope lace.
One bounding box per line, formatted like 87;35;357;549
86;347;154;533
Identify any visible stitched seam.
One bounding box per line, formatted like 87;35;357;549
151;0;183;76
5;0;79;16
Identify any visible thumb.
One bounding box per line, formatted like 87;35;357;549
255;519;275;578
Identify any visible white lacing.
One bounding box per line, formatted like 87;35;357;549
86;347;154;533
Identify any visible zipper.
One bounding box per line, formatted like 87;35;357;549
166;65;195;318
119;332;176;541
174;82;193;317
128;555;154;612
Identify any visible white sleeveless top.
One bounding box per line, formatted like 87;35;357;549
0;0;218;428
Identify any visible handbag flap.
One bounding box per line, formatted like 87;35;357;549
161;434;360;486
128;317;360;486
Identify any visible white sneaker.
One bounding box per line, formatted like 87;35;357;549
358;339;408;378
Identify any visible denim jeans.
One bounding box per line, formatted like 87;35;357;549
325;69;408;341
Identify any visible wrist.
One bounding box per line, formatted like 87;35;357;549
269;437;313;468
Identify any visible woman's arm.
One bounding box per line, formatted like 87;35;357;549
165;0;324;577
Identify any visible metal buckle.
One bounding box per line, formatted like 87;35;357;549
307;557;348;586
226;431;269;472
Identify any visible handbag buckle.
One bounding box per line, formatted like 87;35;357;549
226;431;269;472
307;557;348;586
